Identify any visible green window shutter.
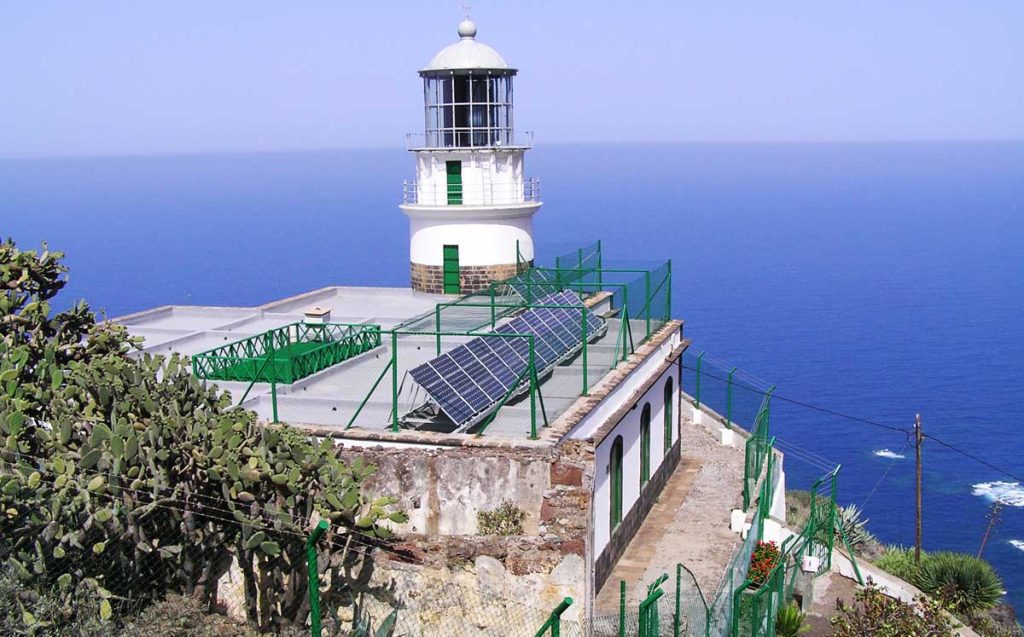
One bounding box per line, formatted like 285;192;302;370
446;160;462;205
640;403;651;486
443;245;460;294
664;378;674;457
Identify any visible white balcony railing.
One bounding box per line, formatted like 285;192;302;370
406;130;534;151
402;177;540;207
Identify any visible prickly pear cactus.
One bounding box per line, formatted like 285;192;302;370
0;239;406;631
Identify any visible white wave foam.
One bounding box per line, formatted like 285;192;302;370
972;481;1024;507
874;448;905;459
1010;540;1024;553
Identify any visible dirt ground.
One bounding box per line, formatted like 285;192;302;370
803;571;859;637
640;412;747;596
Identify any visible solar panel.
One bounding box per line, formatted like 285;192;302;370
508;268;560;300
408;290;606;430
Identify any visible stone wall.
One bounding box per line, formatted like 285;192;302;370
337;441;593;630
410;261;529;294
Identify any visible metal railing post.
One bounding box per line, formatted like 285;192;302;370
619;580;626;637
267;332;279;422
644;269;651;339
695;352;705;408
597;239;604;289
306;520;329;637
529;335;537;440
727;367;737;429
390;330;399;432
674;563;682;637
489;283;496;328
434;306;442;355
581;305;589;396
667;259;672;319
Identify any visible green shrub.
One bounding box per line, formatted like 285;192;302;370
775;601;809;637
875;545;926;583
914;551;1004;617
830;584;955;637
477;500;526;535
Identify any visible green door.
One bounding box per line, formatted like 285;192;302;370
640;403;651;486
446;160;462;205
443;245;460;294
610;435;623;529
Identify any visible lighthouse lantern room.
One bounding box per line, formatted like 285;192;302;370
400;18;541;295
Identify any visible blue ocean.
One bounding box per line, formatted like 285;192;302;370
2;142;1023;611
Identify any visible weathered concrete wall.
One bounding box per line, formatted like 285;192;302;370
355;556;586;637
337;440;594;628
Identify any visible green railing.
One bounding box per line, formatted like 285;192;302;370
534;597;574;637
639;574;669;637
192;322;382;385
742;392;774;510
553;240;603;289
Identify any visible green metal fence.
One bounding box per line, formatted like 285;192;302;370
192;322;382;384
553;240;603;289
679;351;775;512
240;246;673;440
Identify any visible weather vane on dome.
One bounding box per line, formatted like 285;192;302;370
462;3;472;19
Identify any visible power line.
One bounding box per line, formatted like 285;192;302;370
923;434;1024;483
860;441;909;509
684;360;1022;482
682;363;910;434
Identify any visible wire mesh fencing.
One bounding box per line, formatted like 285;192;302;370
0;452;593;637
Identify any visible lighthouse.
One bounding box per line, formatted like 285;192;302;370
400;18;541;295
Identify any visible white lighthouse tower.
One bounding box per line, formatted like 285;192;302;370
400;18;541;295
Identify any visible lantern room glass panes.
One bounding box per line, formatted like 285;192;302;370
423;72;514;148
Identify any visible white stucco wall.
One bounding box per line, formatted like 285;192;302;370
588;359;681;559
402;149;541;268
405;214;536;266
414;150;525;206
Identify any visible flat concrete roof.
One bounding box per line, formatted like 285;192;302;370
115;285;667;443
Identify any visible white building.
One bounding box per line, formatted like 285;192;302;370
400;19;542;295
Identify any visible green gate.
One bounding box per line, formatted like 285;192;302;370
443;244;461;294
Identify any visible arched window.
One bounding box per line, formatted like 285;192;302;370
610;436;623;529
640;403;651;487
664;377;675;457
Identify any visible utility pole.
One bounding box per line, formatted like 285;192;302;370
977;501;1003;559
915;413;924;567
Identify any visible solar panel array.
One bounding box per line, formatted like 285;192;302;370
507;269;559;301
408;291;604;430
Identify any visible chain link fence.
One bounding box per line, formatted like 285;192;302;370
0;452;592;636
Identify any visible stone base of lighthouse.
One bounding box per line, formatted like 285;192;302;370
410;261;531;295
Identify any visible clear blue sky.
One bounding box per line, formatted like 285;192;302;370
1;1;1021;158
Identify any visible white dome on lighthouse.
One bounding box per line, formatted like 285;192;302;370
423;19;512;72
